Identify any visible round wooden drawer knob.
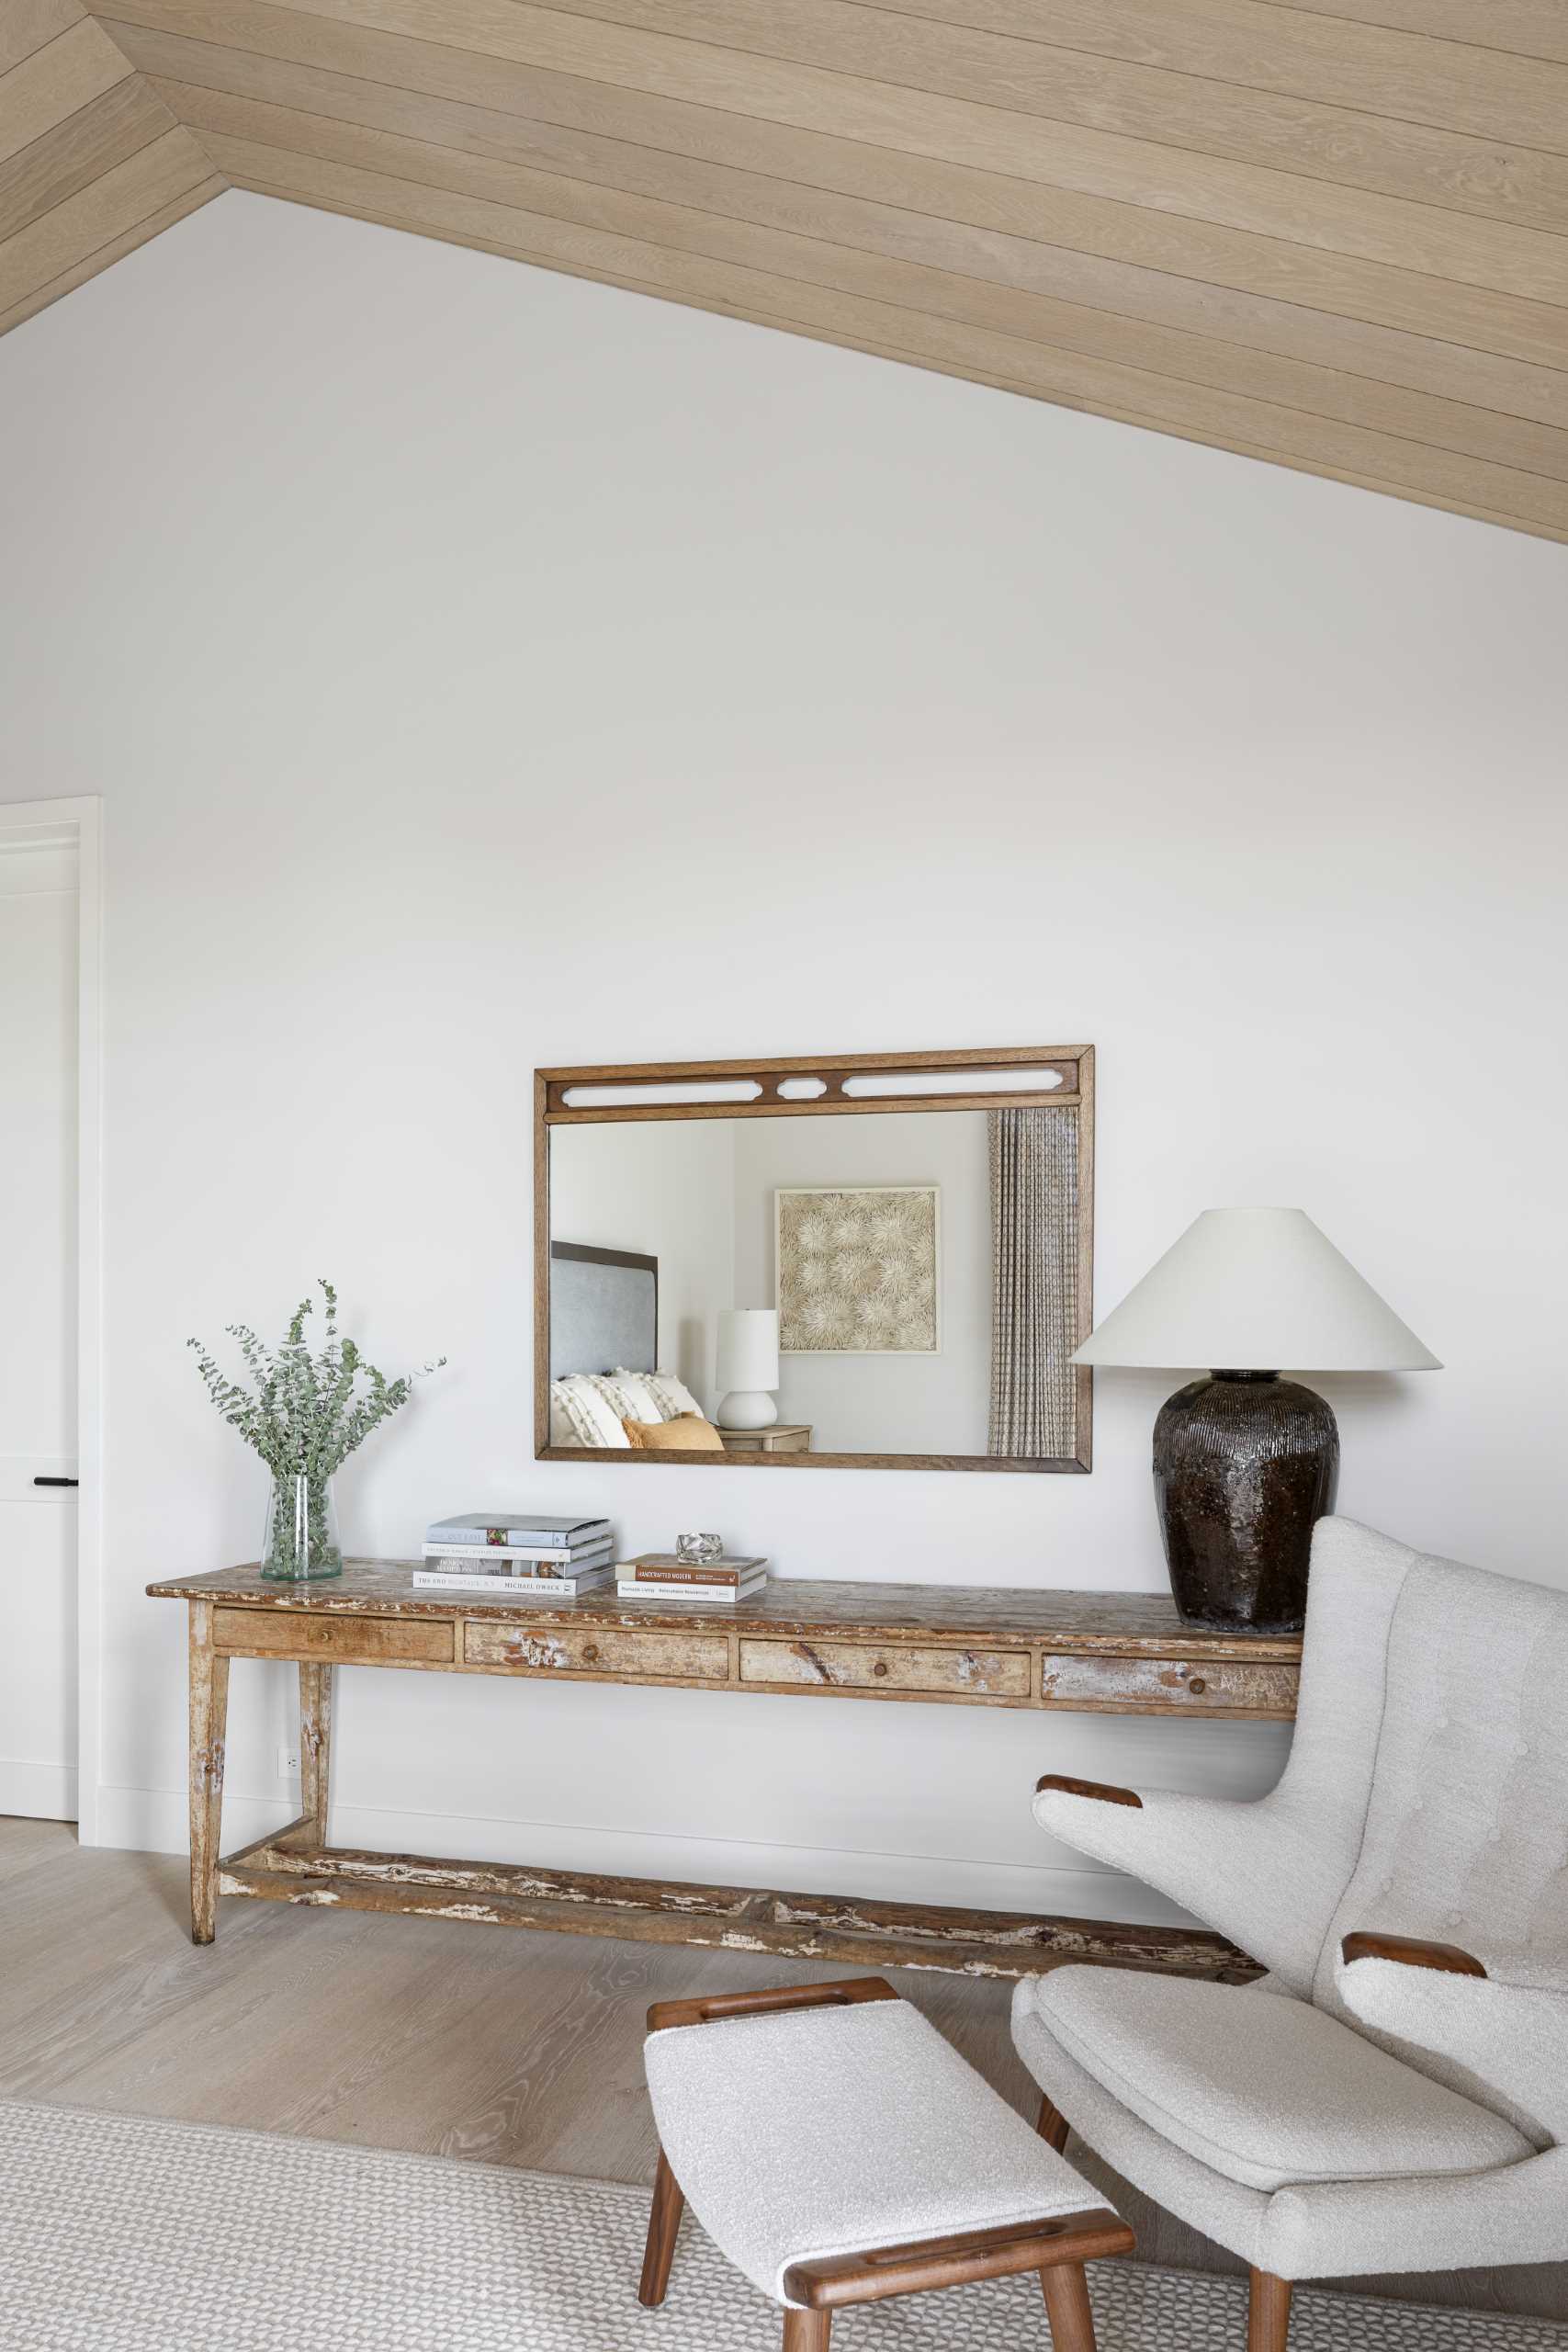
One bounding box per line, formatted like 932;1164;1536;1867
872;1660;889;1679
583;1644;601;1664
1189;1677;1207;1696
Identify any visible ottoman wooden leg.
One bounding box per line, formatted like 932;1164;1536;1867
638;2148;686;2306
1041;2259;1099;2352
782;2312;831;2351
1036;2093;1071;2154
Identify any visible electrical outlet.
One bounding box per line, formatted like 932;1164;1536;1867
277;1743;300;1781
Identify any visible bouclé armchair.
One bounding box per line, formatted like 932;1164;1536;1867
1011;1516;1568;2350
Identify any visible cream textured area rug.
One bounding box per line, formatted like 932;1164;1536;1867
2;2098;1562;2352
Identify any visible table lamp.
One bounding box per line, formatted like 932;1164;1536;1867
716;1308;780;1430
1072;1207;1439;1631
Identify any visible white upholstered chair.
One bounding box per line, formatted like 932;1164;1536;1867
1011;1516;1568;2352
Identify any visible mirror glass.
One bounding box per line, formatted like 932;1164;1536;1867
545;1098;1087;1468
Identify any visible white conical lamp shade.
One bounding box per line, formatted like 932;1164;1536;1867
1072;1208;1440;1373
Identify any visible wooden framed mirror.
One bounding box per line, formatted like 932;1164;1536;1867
535;1046;1093;1472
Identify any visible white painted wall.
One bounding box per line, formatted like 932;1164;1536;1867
550;1118;735;1402
731;1110;992;1453
553;1107;992;1450
3;195;1566;1926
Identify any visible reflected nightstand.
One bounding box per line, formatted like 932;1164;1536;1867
717;1423;813;1453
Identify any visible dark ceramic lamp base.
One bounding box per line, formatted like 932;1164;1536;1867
1153;1371;1339;1633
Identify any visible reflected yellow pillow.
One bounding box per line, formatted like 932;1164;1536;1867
623;1412;726;1452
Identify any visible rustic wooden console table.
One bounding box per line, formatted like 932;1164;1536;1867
149;1562;1301;1981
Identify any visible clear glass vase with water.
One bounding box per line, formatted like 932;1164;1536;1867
260;1470;343;1582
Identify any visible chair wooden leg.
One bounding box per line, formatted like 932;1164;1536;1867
1036;2092;1071;2154
638;2149;685;2306
782;2312;831;2352
1248;2270;1292;2352
1041;2259;1098;2352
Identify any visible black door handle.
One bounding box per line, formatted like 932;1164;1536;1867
33;1476;78;1488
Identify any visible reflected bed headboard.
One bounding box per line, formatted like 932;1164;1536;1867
549;1242;659;1380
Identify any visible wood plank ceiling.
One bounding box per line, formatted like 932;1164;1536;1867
4;0;1567;542
0;0;220;335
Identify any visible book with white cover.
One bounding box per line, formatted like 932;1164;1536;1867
421;1543;615;1561
420;1558;612;1588
414;1566;614;1597
426;1511;611;1547
615;1577;768;1605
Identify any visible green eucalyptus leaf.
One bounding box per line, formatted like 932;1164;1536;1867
191;1281;445;1477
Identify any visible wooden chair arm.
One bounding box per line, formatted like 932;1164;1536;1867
1035;1773;1143;1807
648;1976;898;2032
783;2206;1134;2308
1340;1931;1487;1979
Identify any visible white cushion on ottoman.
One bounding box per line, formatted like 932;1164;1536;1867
645;1996;1104;2306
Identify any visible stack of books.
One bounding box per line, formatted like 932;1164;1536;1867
416;1511;615;1596
615;1553;769;1604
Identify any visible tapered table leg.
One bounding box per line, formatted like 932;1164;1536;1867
299;1662;333;1847
188;1599;230;1944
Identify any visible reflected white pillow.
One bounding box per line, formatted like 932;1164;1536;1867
636;1370;705;1420
552;1375;632;1449
594;1371;669;1424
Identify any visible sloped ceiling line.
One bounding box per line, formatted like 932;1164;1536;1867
3;0;1566;542
0;0;223;335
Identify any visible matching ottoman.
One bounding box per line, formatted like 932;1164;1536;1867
639;1975;1133;2351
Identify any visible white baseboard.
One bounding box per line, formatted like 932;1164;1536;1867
0;1758;79;1821
90;1782;1189;1928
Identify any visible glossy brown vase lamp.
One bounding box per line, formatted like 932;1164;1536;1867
1073;1210;1439;1632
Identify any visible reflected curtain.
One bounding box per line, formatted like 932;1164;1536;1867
987;1104;1078;1459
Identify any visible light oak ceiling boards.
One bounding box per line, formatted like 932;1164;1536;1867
5;0;1568;542
0;0;220;335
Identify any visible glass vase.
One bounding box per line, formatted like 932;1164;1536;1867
261;1470;343;1582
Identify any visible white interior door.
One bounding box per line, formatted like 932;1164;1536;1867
0;833;79;1820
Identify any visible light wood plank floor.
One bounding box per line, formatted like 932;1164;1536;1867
3;1819;1562;2322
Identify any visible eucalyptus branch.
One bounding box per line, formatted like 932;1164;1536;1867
189;1281;445;1482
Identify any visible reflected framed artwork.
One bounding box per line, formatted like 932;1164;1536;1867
776;1185;941;1355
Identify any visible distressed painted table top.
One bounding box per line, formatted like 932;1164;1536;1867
148;1560;1303;1660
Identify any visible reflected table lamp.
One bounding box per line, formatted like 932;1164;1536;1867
1072;1207;1439;1632
716;1308;780;1430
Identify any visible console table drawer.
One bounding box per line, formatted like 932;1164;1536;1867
739;1637;1031;1702
210;1609;455;1666
1041;1652;1299;1716
463;1621;728;1680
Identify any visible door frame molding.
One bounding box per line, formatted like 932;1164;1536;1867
0;797;103;1838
